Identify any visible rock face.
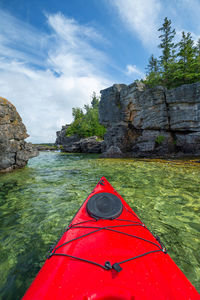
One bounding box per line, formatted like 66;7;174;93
99;82;200;157
55;125;71;146
0;97;38;172
80;137;103;153
55;127;102;153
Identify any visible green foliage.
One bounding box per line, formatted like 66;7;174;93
194;38;200;75
91;91;99;109
145;55;161;87
145;71;162;88
146;55;159;73
175;32;197;85
158;17;176;72
155;135;165;145
144;17;200;89
158;17;177;88
72;107;84;120
66;92;106;139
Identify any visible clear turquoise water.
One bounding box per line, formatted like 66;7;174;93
0;152;200;299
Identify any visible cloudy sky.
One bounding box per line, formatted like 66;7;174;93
0;0;200;143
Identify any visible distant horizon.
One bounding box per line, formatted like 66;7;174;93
31;142;56;145
0;0;200;143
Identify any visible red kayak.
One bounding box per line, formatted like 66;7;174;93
23;177;199;299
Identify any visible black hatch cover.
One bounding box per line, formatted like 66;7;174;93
86;192;122;220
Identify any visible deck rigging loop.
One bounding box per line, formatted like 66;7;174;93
48;205;167;272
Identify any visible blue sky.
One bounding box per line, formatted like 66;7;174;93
0;0;200;143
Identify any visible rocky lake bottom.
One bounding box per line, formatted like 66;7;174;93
0;151;200;298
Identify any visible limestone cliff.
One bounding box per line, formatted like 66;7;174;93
0;97;38;172
99;82;200;157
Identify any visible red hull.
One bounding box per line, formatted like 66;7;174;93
23;177;199;299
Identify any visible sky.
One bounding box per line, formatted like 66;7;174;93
0;0;200;143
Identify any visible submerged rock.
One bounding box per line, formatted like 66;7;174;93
0;97;38;172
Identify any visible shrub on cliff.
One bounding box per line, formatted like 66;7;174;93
66;92;106;139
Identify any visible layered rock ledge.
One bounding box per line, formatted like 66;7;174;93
55;126;102;153
99;82;200;158
0;97;38;172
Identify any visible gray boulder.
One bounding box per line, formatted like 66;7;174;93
0;97;38;172
55;125;71;146
62;136;82;153
101;146;122;158
80;136;102;153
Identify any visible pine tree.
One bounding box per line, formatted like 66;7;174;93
176;31;197;84
72;108;84;120
146;55;159;73
158;17;176;87
194;38;200;80
145;55;161;87
178;32;195;70
91;92;99;109
145;18;200;88
196;39;200;56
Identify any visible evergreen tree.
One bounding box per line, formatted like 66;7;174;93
158;17;176;87
144;17;200;88
176;31;197;84
146;55;159;73
196;38;200;57
91;92;99;109
145;55;161;87
72;107;84;120
194;38;200;80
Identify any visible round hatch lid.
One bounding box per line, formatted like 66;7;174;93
86;192;122;220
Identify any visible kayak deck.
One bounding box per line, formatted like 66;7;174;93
23;177;200;300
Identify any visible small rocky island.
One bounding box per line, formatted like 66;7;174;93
56;125;102;153
56;82;200;158
0;97;38;172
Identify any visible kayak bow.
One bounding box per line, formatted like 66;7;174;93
23;177;200;300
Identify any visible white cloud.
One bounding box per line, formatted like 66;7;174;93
0;10;111;143
168;0;200;44
108;0;161;47
107;0;200;54
125;64;144;77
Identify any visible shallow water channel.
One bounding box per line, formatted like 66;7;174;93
0;151;200;298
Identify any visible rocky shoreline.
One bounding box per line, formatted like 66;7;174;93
55;82;200;159
0;97;38;172
55;125;103;153
34;144;58;151
1;81;199;167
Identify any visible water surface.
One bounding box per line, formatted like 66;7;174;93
0;152;200;298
